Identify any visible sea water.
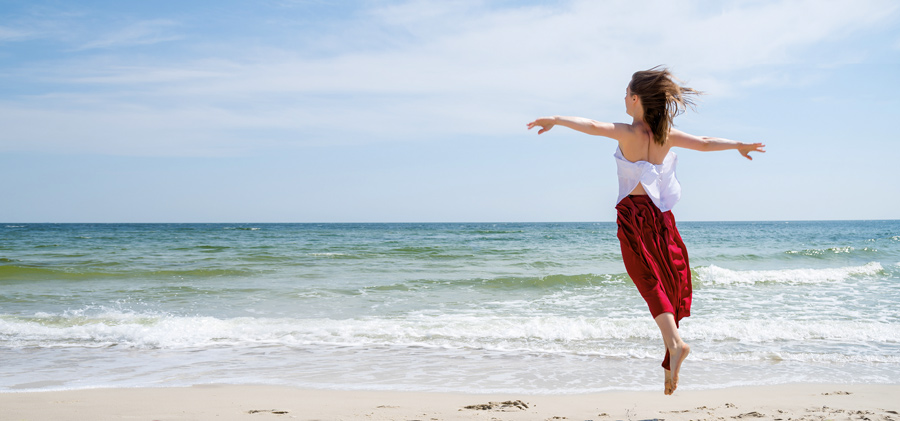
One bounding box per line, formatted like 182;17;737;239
1;221;898;393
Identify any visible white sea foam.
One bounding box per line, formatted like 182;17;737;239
3;309;900;394
3;311;899;363
695;262;883;285
685;317;900;342
695;350;900;364
786;246;854;255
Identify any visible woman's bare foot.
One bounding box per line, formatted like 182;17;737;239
671;342;691;390
664;369;675;395
653;313;690;395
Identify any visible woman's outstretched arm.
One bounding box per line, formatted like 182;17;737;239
527;116;633;141
668;128;766;160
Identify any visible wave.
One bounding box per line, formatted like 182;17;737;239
694;350;900;364
308;252;353;258
479;273;625;289
0;265;254;281
784;246;879;257
471;229;525;234
694;262;884;285
357;273;628;293
387;246;473;257
510;260;565;269
305;249;485;260
3;310;897;360
171;245;232;252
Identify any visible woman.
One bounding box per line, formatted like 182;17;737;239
527;66;765;395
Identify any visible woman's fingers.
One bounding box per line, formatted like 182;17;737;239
527;119;553;134
739;143;766;159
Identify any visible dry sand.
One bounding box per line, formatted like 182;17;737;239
1;383;898;421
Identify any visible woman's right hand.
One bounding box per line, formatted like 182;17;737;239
527;117;556;134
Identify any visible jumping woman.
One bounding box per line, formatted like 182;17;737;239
527;66;765;395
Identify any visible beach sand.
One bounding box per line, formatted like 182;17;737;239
1;384;898;421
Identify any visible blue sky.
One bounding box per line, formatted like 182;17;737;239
1;0;899;222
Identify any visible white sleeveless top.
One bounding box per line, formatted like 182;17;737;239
614;146;681;212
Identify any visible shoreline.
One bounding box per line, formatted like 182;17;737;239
2;383;898;421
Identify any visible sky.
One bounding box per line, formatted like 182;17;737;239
1;0;899;223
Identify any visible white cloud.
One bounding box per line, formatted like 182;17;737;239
68;66;230;85
0;101;271;157
2;0;898;156
657;0;897;71
0;26;31;41
75;19;181;50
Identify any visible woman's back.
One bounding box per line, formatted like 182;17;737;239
618;124;672;165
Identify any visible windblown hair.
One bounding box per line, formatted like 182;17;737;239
629;66;702;145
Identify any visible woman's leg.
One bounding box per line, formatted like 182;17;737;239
654;312;690;395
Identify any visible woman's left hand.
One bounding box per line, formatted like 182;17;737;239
738;142;766;160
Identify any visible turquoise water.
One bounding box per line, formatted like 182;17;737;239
1;221;899;392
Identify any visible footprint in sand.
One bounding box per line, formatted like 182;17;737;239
247;409;289;415
733;411;765;418
463;400;530;411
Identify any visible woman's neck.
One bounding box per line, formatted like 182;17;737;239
631;117;649;132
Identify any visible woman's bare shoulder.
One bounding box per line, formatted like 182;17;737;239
605;122;638;139
667;128;704;149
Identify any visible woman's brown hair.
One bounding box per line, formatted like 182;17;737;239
629;66;701;145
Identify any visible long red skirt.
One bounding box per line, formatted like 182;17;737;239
616;195;692;370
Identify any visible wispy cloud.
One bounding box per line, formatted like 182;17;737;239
75;19;181;50
0;26;31;41
0;5;90;45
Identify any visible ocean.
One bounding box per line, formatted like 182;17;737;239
1;221;898;393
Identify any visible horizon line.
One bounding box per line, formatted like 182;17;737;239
3;219;898;224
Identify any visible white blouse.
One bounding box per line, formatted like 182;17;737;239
614;146;681;212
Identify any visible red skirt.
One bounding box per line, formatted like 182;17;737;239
616;195;692;370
